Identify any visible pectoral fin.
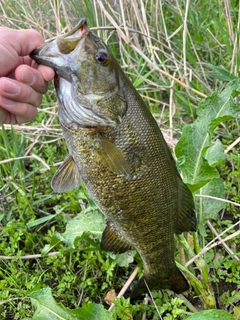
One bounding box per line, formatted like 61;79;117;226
101;220;133;253
51;154;81;193
97;137;131;177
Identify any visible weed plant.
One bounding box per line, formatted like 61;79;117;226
0;0;239;319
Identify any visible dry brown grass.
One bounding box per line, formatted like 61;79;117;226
0;0;239;160
0;2;239;317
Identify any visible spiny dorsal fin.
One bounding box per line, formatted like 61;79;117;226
175;176;197;233
97;137;131;178
100;220;133;253
51;154;81;193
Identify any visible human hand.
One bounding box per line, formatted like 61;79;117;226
0;27;55;124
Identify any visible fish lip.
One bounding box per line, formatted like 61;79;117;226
30;43;54;65
61;18;87;38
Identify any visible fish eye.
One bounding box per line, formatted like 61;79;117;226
95;51;109;66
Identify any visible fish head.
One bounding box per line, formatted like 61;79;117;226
30;18;127;128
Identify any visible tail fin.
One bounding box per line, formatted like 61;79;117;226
130;266;189;301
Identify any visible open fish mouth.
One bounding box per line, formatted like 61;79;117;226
30;18;89;73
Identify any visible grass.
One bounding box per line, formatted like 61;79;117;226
0;0;240;319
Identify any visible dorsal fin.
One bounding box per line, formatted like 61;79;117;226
51;154;81;193
100;220;133;253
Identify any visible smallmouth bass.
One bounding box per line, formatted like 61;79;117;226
31;18;196;299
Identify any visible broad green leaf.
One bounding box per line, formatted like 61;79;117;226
30;287;78;320
186;309;234;320
196;82;239;125
176;125;219;192
30;287;113;320
56;207;105;248
72;303;113;320
196;178;225;223
205;139;225;167
113;251;135;267
176;79;240;193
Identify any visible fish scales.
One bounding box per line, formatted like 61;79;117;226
30;18;197;299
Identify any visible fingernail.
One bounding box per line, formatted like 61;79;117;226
22;68;37;84
2;79;20;94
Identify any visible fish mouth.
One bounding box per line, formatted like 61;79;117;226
30;18;89;71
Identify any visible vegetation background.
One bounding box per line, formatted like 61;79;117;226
0;0;239;319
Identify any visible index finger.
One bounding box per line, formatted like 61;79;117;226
0;28;47;77
0;28;46;56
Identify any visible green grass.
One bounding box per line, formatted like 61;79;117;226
0;0;240;319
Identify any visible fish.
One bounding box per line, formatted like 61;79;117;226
30;18;197;299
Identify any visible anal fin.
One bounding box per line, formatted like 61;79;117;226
100;220;133;253
51;154;81;193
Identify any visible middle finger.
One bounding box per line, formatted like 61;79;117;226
15;64;48;94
